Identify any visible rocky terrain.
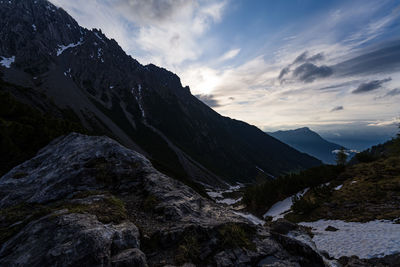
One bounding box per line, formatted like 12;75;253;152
0;0;321;188
0;133;326;266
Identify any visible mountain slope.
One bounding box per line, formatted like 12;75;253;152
268;127;343;164
0;0;321;186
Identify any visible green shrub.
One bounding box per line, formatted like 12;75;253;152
175;234;201;264
291;195;319;215
217;223;255;250
355;151;378;163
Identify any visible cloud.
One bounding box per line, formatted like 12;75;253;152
278;51;326;82
352;78;392;94
279;41;400;84
292;52;308;65
293;63;333;83
50;0;228;68
293;51;324;65
319;80;360;91
219;48;241;61
307;53;325;62
367;118;399;127
195;94;221;107
278;66;290;80
385;88;400;97
331;106;344;112
114;0;195;25
333;41;400;76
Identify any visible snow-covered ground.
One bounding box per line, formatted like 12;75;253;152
206;191;223;198
233;211;265;226
205;183;265;225
216;197;242;205
206;183;243;204
300;220;400;259
263;188;309;221
206;183;265;225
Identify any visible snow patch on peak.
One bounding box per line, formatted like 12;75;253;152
94;32;105;43
63;68;72;78
0;56;15;68
57;39;83;56
334;184;343;191
132;84;145;119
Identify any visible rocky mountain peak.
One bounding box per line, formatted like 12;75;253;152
0;0;82;64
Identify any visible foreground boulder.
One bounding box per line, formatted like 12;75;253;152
0;133;325;266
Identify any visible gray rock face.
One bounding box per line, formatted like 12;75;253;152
0;133;325;266
0;213;143;267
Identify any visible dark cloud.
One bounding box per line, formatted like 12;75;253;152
333;41;400;76
307;52;324;62
115;0;193;24
385;88;400;97
352;78;392;94
278;51;325;81
278;66;290;80
195;94;221;107
293;51;324;65
331;106;344;112
293;52;309;65
280;40;400;83
319;80;359;91
293;63;333;83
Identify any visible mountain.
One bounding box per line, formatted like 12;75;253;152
268;127;344;164
0;0;321;187
0;133;326;266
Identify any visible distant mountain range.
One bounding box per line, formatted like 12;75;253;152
0;0;321;187
268;127;346;164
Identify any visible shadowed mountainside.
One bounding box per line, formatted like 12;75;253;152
0;0;321;187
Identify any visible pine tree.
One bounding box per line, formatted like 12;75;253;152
336;147;348;166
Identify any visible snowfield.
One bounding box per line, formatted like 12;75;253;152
300;220;400;259
263;188;309;221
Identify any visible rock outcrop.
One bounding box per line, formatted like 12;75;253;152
0;133;325;266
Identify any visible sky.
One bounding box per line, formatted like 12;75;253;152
49;0;400;150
